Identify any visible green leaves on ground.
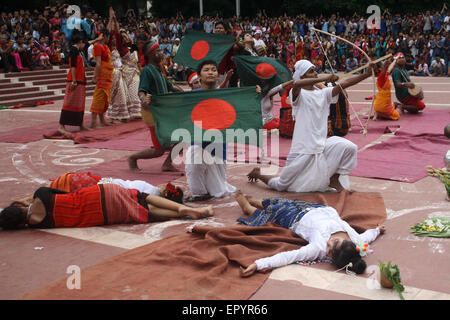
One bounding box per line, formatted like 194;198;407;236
379;261;405;300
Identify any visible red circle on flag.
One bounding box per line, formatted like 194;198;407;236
255;63;277;79
191;99;236;130
191;41;210;60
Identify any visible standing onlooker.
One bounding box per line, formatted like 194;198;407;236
423;11;433;34
58;33;88;134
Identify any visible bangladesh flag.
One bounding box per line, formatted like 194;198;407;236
174;30;236;70
149;87;262;148
233;55;292;96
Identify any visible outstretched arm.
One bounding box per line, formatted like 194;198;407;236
332;62;375;97
292;74;338;100
240;244;321;277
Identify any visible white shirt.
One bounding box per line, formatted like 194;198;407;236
255;206;380;270
254;38;266;49
431;59;444;68
289;86;334;155
88;44;94;60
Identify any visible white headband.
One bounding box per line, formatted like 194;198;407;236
188;74;198;85
293;60;315;80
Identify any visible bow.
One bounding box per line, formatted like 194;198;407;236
310;28;376;136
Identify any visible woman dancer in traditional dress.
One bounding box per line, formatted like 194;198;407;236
58;33;89;134
90;29;114;128
0;185;213;230
106;7;141;122
373;56;400;120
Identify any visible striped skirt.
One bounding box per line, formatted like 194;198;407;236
99;183;149;225
60;82;86;126
52;184;149;228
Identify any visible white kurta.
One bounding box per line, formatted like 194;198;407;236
255;206;380;270
185;145;236;198
268;86;357;192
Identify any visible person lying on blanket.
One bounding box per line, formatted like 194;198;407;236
234;191;385;277
0;183;213;230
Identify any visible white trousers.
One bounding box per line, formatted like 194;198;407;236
185;145;236;198
268;136;357;192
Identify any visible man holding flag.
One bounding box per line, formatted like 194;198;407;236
127;40;184;172
184;59;263;200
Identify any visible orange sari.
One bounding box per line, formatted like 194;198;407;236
90;43;114;114
374;71;399;120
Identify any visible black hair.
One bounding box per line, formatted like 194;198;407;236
330;240;367;274
214;20;229;32
70;32;84;45
196;59;218;75
0;206;26;230
444;123;450;138
186;68;197;79
99;29;110;37
136;33;148;42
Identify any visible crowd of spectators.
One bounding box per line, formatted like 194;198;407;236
0;3;449;77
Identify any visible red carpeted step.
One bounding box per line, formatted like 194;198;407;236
4;70;67;78
1;90;60;102
0;82;26;90
32;75;94;87
0;86;41;95
17;74;67;82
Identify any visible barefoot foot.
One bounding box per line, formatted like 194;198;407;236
179;205;214;219
127;157;141;171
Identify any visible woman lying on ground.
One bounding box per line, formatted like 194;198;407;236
9;171;185;208
0;183;213;230
234;191;385;277
48;172;183;202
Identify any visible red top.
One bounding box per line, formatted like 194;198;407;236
67;46;86;82
94;44;110;62
377;71;389;89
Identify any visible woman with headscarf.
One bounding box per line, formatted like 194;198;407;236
247;59;375;193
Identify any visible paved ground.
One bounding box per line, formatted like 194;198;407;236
0;76;449;301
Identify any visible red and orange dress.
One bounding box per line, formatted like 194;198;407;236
374;71;400;120
90;43;114;115
60;46;86;126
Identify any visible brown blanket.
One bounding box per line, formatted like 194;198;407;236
21;191;386;300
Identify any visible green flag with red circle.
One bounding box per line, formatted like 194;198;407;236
233;55;292;96
174;30;236;70
149;87;262;149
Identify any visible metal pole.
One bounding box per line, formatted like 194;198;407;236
236;0;240;18
200;0;203;17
